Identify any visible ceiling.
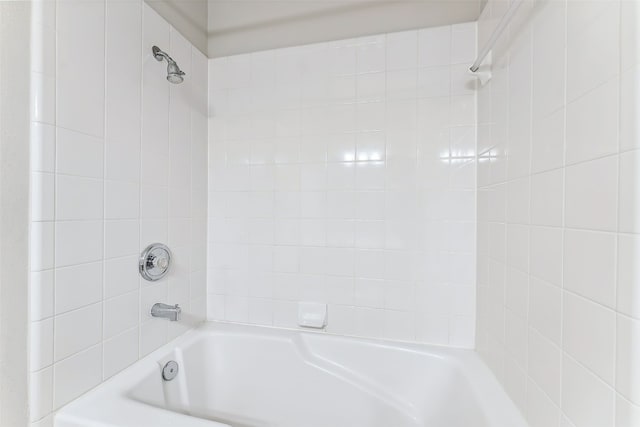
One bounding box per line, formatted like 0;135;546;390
147;0;483;58
146;0;209;54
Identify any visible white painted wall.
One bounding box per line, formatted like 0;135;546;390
207;0;481;57
124;0;481;59
28;2;207;425
475;0;640;425
0;3;31;426
207;24;478;346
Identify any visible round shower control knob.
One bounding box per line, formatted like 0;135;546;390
139;243;172;281
154;256;169;270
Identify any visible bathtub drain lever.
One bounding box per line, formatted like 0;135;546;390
162;360;179;381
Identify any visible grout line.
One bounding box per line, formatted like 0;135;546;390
558;0;568;416
522;12;534;409
101;0;107;383
50;0;58;415
562;350;617;396
137;0;144;361
612;0;624;409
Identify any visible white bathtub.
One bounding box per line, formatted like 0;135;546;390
55;322;528;427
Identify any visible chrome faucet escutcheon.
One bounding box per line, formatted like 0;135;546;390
151;303;181;321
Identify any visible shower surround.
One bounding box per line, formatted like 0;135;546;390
207;23;478;345
26;0;640;426
29;2;207;425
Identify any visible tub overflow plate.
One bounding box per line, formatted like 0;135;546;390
162;360;179;381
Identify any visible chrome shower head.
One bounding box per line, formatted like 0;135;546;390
166;61;184;84
152;45;185;84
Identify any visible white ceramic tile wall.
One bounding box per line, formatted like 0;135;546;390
207;24;478;346
28;2;208;425
476;0;640;426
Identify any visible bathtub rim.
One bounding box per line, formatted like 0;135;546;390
54;321;529;427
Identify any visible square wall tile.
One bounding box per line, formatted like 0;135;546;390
56;128;103;179
53;345;102;409
565;79;618;165
54;303;102;361
563;292;615;385
617;234;640;320
56;0;105;137
55;221;103;267
563;229;616;308
55;262;102;314
103;327;138;379
616;315;640;405
564;156;618;232
562;355;615;427
619;150;640;233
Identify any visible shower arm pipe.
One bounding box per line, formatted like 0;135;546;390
153;45;176;64
470;0;524;72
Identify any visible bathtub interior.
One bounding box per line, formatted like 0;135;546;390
128;329;489;427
